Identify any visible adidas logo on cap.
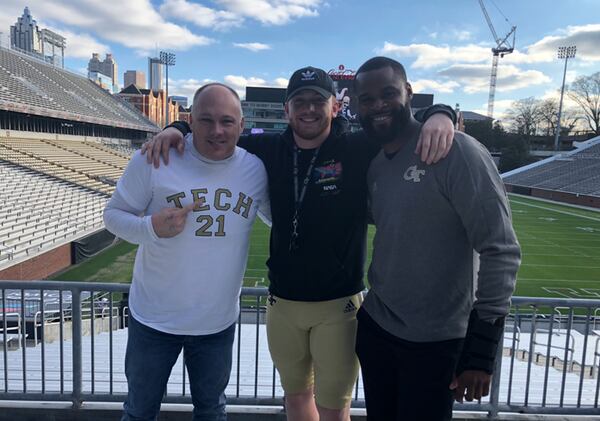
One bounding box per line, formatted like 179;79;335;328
301;70;316;80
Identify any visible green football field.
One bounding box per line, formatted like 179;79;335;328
52;194;600;299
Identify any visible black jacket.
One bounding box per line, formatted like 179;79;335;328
240;119;376;301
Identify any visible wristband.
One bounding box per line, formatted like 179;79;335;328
166;121;191;136
456;310;504;375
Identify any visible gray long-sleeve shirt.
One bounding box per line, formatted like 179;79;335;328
364;128;521;342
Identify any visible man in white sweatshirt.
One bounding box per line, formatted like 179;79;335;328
103;83;269;421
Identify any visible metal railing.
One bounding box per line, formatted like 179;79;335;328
1;281;600;419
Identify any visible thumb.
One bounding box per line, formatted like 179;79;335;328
177;138;185;155
449;376;458;390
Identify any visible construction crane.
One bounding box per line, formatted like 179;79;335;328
478;0;516;118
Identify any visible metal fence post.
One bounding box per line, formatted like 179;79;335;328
71;289;82;409
487;325;504;420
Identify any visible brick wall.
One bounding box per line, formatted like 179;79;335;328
0;244;72;280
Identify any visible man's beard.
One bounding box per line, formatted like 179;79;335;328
359;106;411;145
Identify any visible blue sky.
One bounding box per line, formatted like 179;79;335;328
2;0;599;119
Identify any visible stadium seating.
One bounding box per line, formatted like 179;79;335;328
0;47;151;275
0;137;131;194
0;47;157;132
503;140;600;196
98;141;137;157
0;161;107;265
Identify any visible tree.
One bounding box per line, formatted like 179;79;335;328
498;133;536;173
567;72;600;135
537;98;559;136
505;97;543;137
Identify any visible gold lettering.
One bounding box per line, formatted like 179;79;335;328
233;192;253;219
191;189;210;211
166;192;185;208
214;189;232;211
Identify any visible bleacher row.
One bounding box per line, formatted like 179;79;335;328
0;47;157;132
101;142;137;157
0;161;108;265
503;141;600;196
0;138;132;194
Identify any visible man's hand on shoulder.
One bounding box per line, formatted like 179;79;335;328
151;201;199;238
141;127;186;168
449;370;491;403
416;113;454;165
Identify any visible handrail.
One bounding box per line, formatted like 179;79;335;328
2;282;600;419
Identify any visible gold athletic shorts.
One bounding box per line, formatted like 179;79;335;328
266;292;363;410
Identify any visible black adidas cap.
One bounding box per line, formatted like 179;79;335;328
285;66;336;102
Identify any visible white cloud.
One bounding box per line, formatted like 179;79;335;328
437;64;551;94
469;99;514;120
168;77;215;105
523;24;600;63
160;0;323;29
377;42;490;69
274;77;289;88
159;0;242;30
45;26;109;59
452;30;472;41
233;42;271;52
216;0;322;25
378;24;600;73
3;0;212;57
411;79;460;94
225;75;267;89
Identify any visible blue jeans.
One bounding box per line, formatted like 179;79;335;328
121;315;236;421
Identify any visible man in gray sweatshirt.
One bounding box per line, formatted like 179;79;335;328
353;57;521;421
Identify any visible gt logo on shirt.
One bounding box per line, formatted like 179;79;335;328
403;165;426;183
165;188;254;237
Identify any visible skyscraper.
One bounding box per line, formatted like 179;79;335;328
88;53;119;92
124;70;146;89
148;57;163;91
10;7;66;67
10;7;42;54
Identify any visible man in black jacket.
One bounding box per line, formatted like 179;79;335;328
141;66;455;421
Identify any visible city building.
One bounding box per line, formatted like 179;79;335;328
88;70;115;93
148;57;163;91
241;87;287;134
117;85;178;128
124;70;146;89
10;7;65;67
169;95;188;108
178;105;192;125
88;53;118;92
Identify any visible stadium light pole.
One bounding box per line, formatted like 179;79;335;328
159;51;176;126
554;45;576;151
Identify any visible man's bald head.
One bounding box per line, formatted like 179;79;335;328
192;83;242;118
190;83;245;161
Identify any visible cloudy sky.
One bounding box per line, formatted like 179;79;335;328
1;0;599;119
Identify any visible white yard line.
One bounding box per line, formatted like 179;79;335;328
521;264;600;269
509;193;600;212
518;278;600;283
510;199;600;222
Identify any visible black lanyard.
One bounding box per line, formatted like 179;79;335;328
290;144;320;251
